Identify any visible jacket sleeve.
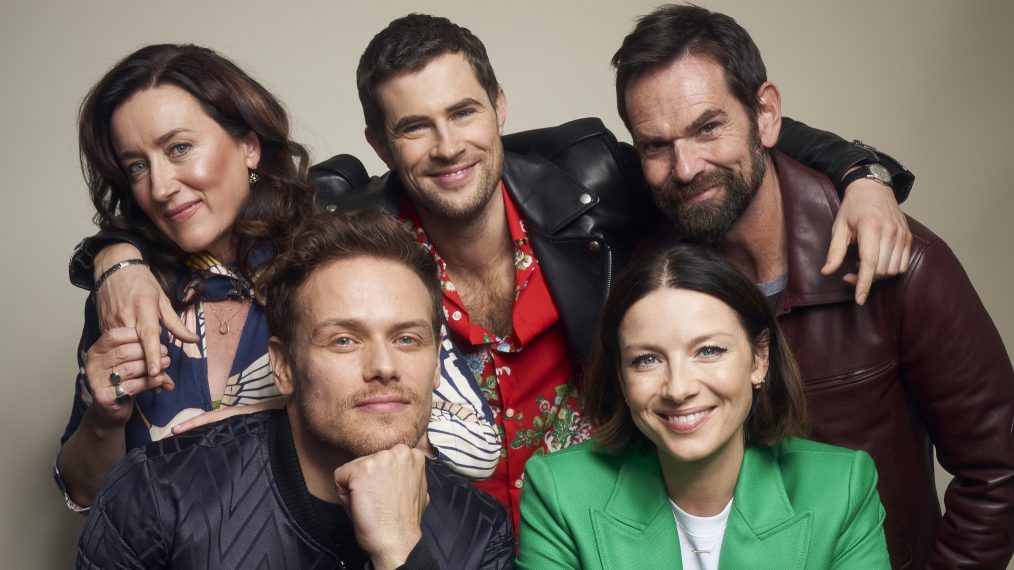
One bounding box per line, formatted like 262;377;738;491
896;232;1014;568
516;455;580;570
428;329;501;480
832;450;891;569
480;506;516;570
776;117;914;203
75;451;169;569
69;229;155;290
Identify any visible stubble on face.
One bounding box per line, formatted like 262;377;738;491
292;365;431;459
395;138;504;224
655;125;768;244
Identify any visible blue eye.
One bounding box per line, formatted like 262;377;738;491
698;345;728;358
125;161;148;176
631;353;659;367
168;142;191;157
395;335;419;345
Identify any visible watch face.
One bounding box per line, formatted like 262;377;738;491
868;163;892;184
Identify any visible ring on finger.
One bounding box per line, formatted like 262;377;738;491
109;370;122;386
114;384;130;404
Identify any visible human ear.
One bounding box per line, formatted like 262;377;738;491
242;131;262;170
755;82;782;149
751;331;771;387
269;336;296;396
365;128;394;169
494;87;507;135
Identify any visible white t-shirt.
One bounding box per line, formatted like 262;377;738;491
669;498;733;570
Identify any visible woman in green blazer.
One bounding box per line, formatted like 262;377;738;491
517;246;890;569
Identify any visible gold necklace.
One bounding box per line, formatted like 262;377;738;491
204;300;247;335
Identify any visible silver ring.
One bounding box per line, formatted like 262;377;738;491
114;384;130;403
109;370;122;386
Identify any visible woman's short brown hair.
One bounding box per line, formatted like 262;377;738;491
583;244;809;452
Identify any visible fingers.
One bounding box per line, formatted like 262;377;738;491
160;294;198;344
135;302;167;377
97;374;171;407
821;220;852;276
852;233;880;306
169;398;286;436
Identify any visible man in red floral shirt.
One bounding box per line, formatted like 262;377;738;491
355;13;912;532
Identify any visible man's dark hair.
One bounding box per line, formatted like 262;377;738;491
357;13;500;137
612;4;767;131
258;209;443;352
583;244;809;452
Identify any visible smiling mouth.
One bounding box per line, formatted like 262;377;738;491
657;408;715;433
687;186;720;203
428;163;476;185
165;201;200;223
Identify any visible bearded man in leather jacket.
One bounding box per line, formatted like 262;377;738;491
613;5;1014;568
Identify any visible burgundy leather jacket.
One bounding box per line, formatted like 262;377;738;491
771;152;1014;569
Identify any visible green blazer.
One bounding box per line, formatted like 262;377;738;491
518;438;889;569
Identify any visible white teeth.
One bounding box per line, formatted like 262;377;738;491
666;410;709;425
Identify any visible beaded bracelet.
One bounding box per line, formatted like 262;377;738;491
93;258;148;293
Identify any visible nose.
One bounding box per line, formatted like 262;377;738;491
431;121;465;161
149;159;180;203
671;139;707;185
660;358;700;403
362;341;399;384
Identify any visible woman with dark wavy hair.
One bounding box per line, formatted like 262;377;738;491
518;245;889;569
56;44;499;512
55;44;316;511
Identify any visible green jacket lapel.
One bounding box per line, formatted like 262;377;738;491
590;447;682;569
719;446;812;569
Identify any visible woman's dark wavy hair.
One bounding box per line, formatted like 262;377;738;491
78;43;316;306
583;244;809;453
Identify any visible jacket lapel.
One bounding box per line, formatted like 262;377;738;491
502;153;608;361
773;152;856;310
719;446;812;569
590;448;682;569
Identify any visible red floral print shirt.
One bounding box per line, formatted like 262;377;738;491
400;183;591;531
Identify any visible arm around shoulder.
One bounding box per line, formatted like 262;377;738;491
76;452;168;569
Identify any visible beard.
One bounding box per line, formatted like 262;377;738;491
293;371;430;459
654;128;768;244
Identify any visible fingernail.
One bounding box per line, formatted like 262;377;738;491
857;292;868;305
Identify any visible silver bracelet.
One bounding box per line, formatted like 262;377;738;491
93;258;147;294
53;452;90;513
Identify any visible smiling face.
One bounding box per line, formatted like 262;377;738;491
619;287;768;472
111;84;260;262
271;255;440;460
367;52;507;224
625;55;777;243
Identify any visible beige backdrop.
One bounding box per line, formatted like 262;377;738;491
1;1;1011;567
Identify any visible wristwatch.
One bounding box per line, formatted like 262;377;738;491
842;163;893;189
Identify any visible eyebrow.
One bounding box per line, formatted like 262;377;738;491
389;97;484;134
621;330;736;352
311;317;433;337
116;128;195;161
686;109;726;135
